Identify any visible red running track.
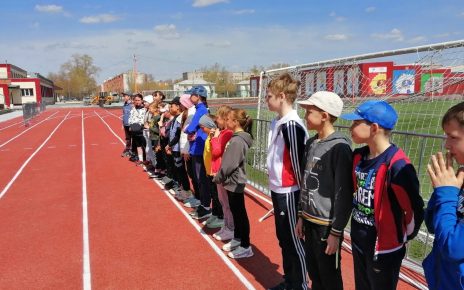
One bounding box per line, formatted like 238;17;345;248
0;108;419;289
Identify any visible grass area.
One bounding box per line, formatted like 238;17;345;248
225;99;462;200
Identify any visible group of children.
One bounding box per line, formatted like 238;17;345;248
121;86;255;259
266;73;464;290
121;74;464;290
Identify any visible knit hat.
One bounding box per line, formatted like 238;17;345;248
199;115;217;129
180;93;194;109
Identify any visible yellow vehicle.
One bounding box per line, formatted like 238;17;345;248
90;92;117;106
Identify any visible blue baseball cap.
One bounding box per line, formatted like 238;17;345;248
340;100;398;130
189;85;208;98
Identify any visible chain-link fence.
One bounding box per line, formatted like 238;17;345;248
244;40;464;278
22;102;46;126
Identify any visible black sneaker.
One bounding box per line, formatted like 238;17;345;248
129;155;138;162
268;282;290;290
192;205;211;220
164;180;175;190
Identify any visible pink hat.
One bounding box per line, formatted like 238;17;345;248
180;93;194;109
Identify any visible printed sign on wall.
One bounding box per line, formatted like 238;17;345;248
368;67;387;95
347;67;359;95
334;70;344;95
393;69;415;94
316;71;327;91
305;72;315;96
421;73;444;94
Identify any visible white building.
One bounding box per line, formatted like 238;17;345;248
236;80;251;98
173;79;217;98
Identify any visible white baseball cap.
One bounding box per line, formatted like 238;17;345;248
297;91;344;117
143;95;154;103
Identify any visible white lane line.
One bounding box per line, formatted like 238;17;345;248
0;120;24;131
94;111;125;145
97;111;256;290
0;111;59;148
152;178;256;290
81;110;92;290
0;111;70;200
104;109;122;120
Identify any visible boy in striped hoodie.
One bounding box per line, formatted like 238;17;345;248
295;91;353;290
266;73;309;290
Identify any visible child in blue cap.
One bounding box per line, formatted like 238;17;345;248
341;100;424;290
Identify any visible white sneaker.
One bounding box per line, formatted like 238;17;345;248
228;246;254;259
215;227;234;241
202;215;217;226
212;227;225;239
222;239;241;252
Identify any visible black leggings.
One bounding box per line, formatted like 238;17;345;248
227;190;250;248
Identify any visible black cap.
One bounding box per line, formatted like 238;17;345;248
169;96;181;106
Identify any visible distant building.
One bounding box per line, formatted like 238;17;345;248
173;79;216;98
182;71;252;82
101;71;148;94
236;80;251;98
0;64;58;108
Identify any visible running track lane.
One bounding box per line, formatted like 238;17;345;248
0;109;83;288
94;108;418;290
0;112;69;195
85;109;248;289
0;110;59;145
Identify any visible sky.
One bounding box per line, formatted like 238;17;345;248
1;0;463;83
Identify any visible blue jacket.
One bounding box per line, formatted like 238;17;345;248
423;186;464;290
184;102;208;156
122;101;132;126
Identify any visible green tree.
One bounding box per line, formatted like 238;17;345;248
202;63;235;98
49;54;100;99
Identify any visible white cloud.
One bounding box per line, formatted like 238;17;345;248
232;9;255;15
325;34;348;41
35;4;64;14
408;36;427;44
154;24;180;39
365;7;376;13
205;40;232;47
329;12;345;22
80;14;120;24
192;0;228;8
371;28;404;42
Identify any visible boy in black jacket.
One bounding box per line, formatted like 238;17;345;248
296;91;353;290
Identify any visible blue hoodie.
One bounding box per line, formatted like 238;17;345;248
122;101;132;126
423;185;464;290
184;102;208;156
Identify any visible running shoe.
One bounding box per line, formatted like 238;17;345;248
214;227;234;241
222;239;241;252
227;246;253;259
